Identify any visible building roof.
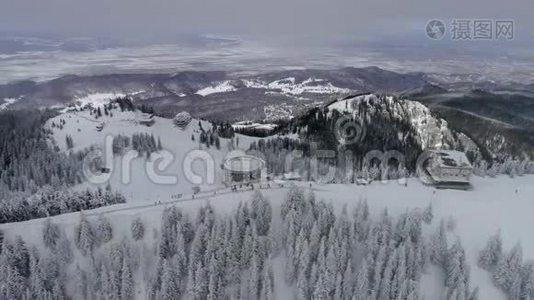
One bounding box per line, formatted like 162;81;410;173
174;111;192;129
431;150;472;169
223;155;264;173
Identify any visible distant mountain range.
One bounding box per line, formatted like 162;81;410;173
0;67;441;118
1;66;533;159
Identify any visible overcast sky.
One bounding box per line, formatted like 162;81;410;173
1;0;533;43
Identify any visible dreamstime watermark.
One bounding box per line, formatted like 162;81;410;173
415;150;437;183
425;19;514;41
333;99;367;146
82;135;114;185
81;134;218;186
334;115;366;146
78;96;447;188
81;135;444;188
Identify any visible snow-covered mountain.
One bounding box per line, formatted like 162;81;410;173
327;94;478;152
0;67;432;121
1;67;532;160
289;93;483;172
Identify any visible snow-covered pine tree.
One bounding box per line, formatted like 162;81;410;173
206;254;220;300
248;253;261;299
429;220;448;267
259;264;274;300
445;239;471;300
173;223;188;279
240;224;255;271
42;218;61;249
160;259;180;300
378;249;395;300
121;256;134;300
72;264;88;299
422;202;433;225
520;262;534;300
97;214;113;245
251;191;273;236
493;243;523;292
391;245;408;300
312;260;330;299
74;213;96;256
56;232;73;265
131;217;145;241
342;261;354;298
478;231;503;270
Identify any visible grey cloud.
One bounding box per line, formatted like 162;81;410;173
0;0;533;42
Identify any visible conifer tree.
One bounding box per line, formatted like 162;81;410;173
74;213;95;256
42;218;61;250
478;231;503;270
97;214;113;244
131;217;145;241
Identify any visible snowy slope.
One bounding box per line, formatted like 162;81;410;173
55;92;146;113
73;93;127;108
2;175;534;299
46;108;270;204
195;81;237;96
0;97;20;111
192;77;352;97
243;77;352;96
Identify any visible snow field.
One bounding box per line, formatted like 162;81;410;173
2;175;534;299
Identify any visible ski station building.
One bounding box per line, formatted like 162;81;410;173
426;150;473;189
223;155;265;185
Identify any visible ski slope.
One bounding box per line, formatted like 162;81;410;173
2;174;534;299
45;108;270;203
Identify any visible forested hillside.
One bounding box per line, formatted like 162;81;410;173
0;110;125;223
0;187;484;299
